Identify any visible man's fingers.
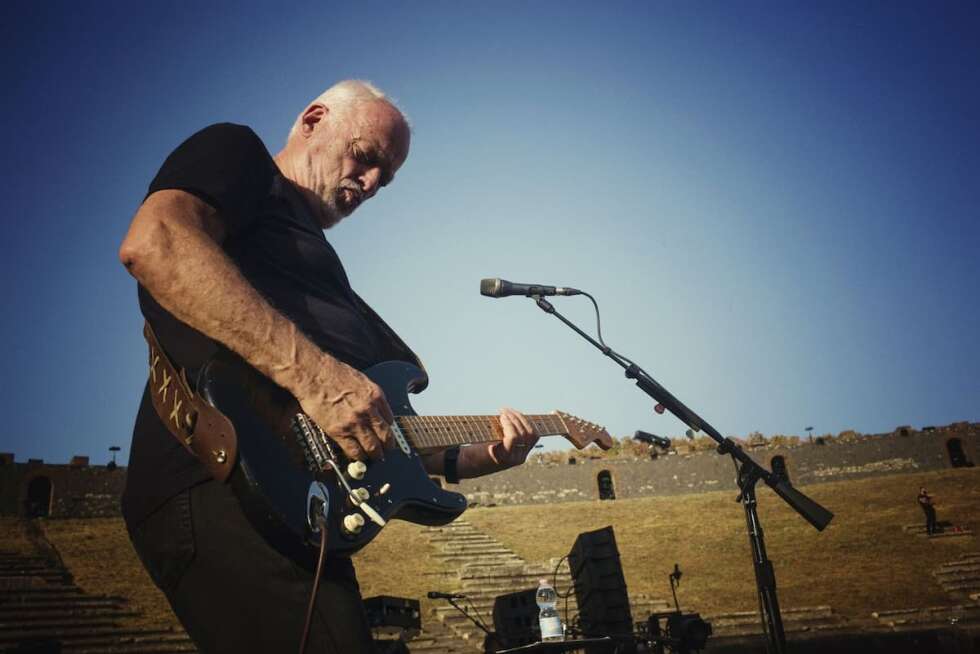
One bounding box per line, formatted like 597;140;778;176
348;417;385;460
378;416;394;446
334;432;366;461
369;411;393;453
366;382;394;446
498;411;516;442
500;408;534;440
511;410;533;437
377;396;395;425
357;435;385;460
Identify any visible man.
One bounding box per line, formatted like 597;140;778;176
119;80;538;653
918;486;938;535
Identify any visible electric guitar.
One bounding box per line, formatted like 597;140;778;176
195;350;613;560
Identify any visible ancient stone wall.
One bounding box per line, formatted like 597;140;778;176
0;422;975;516
0;456;125;518
455;423;979;506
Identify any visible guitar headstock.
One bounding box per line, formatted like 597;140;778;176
555;411;614;450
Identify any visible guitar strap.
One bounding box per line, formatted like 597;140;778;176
143;321;238;482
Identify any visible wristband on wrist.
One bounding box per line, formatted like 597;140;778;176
443;446;461;484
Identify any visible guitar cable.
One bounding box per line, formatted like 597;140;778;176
299;515;329;654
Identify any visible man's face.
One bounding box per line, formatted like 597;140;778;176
304;100;410;228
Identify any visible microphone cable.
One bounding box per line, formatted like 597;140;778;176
299;516;329;654
581;291;638;371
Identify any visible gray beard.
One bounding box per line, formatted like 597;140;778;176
305;155;345;229
317;192;344;229
303;155;364;229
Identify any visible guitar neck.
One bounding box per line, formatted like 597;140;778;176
396;414;565;453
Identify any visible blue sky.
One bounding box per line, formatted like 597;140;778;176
2;1;978;465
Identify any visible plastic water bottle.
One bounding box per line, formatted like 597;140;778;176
536;578;564;641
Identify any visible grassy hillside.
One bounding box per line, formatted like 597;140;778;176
0;517;35;554
465;467;980;619
4;467;976;632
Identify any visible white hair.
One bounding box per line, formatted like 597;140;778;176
288;80;407;139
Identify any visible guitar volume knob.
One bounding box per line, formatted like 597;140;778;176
347;461;368;480
343;513;366;535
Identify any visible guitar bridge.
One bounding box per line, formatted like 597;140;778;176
292;413;336;471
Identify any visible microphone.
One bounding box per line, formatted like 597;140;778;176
634;430;672;449
427;591;467;600
480;278;582;298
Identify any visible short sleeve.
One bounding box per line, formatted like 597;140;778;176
147;123;276;236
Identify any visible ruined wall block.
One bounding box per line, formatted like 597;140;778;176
1;424;976;515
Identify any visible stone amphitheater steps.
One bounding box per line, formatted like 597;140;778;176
627;594;673;618
63;632;199;654
434;552;525;567
423;521;543;650
4;596;128;609
902;523;974;539
0;606;141;622
0;543;198;654
405;619;474;654
871;603;980;629
704;606;847;637
422;520;851;647
419;520;678;651
933;552;980;600
0;626;192;646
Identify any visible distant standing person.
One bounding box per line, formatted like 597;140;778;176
918;487;938;535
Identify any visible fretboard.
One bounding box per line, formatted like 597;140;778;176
395;414;565;452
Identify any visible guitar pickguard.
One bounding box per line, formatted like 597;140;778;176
198;353;467;561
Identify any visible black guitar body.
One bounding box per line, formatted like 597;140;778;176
196;351;467;562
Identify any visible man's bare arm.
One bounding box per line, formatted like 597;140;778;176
119;189;391;460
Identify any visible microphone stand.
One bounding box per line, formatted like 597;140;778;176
439;596;500;652
530;296;834;654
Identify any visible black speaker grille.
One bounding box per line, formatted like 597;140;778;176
568;526;635;652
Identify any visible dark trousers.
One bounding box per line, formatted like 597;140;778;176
922;505;938;535
126;479;376;653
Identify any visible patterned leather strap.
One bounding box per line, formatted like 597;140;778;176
143;322;238;482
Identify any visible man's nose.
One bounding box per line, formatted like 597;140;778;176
360;167;382;197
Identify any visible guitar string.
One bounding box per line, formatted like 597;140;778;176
394;414;572;449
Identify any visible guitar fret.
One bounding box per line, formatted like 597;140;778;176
438;416;448;446
445;415;456;446
444;415;455;446
438;415;448;446
398;413;578;451
433;415;444;447
441;415;452;446
452;415;465;445
444;415;455;445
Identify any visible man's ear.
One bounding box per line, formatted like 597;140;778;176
299;103;329;136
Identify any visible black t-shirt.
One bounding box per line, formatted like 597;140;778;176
122;123;420;526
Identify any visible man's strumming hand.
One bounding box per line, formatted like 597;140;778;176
295;355;394;461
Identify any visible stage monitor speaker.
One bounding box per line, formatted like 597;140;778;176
492;587;540;648
364;595;421;639
568;526;635;653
